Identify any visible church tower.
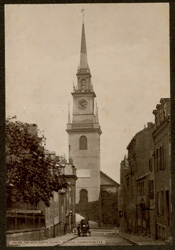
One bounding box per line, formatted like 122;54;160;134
66;21;102;204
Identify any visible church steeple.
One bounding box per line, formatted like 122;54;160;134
75;21;93;93
80;23;88;69
66;16;102;204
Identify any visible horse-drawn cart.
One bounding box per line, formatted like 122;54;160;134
77;219;91;237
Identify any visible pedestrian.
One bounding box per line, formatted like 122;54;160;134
72;227;77;235
77;223;81;236
64;222;67;234
87;220;91;236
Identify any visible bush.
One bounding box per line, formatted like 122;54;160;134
101;192;119;226
75;192;119;226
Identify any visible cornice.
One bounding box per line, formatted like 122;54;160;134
76;71;91;77
152;117;170;139
71;91;96;98
65;175;78;180
66;127;102;135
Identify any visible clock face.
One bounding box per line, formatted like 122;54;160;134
78;99;88;110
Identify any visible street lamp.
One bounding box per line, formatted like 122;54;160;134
69;210;73;233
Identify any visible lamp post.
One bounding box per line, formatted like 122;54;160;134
69;210;72;233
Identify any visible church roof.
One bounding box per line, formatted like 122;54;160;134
100;171;120;186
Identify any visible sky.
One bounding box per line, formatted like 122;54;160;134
5;3;170;183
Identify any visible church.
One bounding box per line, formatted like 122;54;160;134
66;20;119;206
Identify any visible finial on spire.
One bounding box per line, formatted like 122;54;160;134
68;102;71;123
81;7;85;23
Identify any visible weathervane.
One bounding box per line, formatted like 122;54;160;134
81;7;85;23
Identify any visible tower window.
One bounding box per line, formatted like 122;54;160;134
79;136;87;150
81;79;86;90
79;189;88;204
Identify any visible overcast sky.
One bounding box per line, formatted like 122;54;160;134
5;3;170;183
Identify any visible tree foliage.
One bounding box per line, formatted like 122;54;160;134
6;117;67;208
76;192;119;227
101;192;119;226
76;200;100;224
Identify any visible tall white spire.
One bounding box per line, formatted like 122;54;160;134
80;21;88;69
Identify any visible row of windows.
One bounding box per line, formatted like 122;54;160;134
137;180;154;199
137;181;145;196
128;145;166;177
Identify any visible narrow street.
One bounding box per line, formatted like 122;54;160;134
59;229;134;246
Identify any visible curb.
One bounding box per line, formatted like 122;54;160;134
119;234;139;245
56;235;79;245
67;235;79;242
119;234;167;246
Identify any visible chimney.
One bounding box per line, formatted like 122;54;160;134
147;122;153;128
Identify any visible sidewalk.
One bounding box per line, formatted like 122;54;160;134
119;232;167;245
8;233;78;247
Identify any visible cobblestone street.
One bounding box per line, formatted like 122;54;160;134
7;228;169;246
8;229;134;246
58;229;134;246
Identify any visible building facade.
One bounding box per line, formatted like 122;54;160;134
124;123;154;235
152;98;171;240
66;22;102;204
7;152;77;243
118;156;129;232
119;98;171;242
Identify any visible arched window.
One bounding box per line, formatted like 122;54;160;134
79;189;88;204
79;136;87;150
81;79;86;90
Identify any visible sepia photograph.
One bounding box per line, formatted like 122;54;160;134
5;2;171;246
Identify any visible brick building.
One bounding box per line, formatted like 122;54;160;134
119;98;171;242
152;98;171;240
125;123;154;235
